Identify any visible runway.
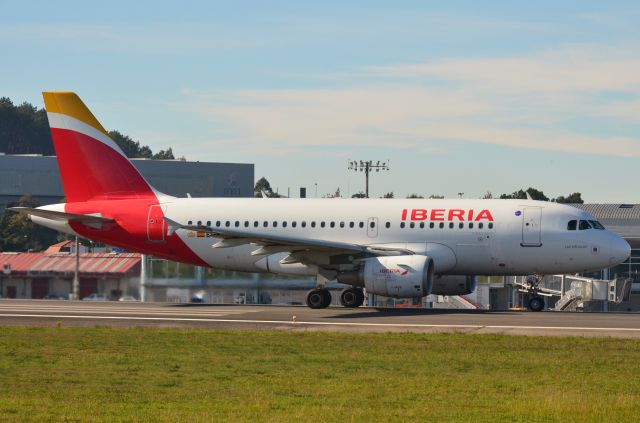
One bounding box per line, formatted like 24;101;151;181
2;299;640;338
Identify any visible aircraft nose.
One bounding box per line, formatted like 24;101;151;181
610;235;631;265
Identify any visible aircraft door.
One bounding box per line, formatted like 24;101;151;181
147;205;166;242
367;217;378;238
521;207;542;247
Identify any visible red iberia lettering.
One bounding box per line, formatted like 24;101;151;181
431;209;445;221
448;209;464;221
400;208;494;222
475;209;494;221
411;209;427;220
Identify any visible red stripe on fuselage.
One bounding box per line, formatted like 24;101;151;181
50;128;155;202
65;200;208;266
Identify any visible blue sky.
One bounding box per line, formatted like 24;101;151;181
2;1;640;201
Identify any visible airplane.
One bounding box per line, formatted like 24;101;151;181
10;92;631;311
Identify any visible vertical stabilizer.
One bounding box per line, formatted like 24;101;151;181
43;92;157;202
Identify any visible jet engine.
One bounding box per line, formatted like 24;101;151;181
337;255;434;298
430;275;477;296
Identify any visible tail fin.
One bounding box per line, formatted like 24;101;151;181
43;92;157;202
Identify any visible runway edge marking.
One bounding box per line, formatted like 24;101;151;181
2;314;640;332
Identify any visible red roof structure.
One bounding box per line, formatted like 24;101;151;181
0;252;141;277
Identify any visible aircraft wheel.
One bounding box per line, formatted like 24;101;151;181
306;289;331;309
340;288;364;308
528;296;545;312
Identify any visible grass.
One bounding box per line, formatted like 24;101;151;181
1;327;640;422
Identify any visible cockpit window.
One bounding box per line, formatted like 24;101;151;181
589;220;606;230
579;220;592;230
567;220;577;231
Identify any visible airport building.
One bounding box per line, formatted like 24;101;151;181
0;154;254;213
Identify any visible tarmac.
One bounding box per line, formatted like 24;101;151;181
2;299;640;338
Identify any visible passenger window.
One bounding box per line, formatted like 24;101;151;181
206;221;211;226
273;221;278;227
359;222;364;228
216;221;221;227
235;221;240;227
410;222;415;228
188;220;192;225
419;222;424;229
439;222;444;229
197;221;202;226
283;221;287;228
253;221;258;227
469;222;473;229
400;222;406;228
302;222;307;228
385;222;390;228
459;222;464;229
244;221;249;227
321;222;326;228
311;222;316;228
263;221;268;227
449;222;454;229
370;221;376;228
488;223;494;229
292;222;297;228
567;220;577;231
225;221;231;227
349;222;354;228
330;222;335;228
579;220;591;230
340;222;345;228
478;222;483;229
430;222;435;229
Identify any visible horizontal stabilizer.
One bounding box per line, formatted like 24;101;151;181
8;207;113;228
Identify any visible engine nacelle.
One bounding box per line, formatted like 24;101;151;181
431;275;477;296
338;255;434;298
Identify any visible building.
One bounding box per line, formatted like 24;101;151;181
0;154;254;213
0;241;142;299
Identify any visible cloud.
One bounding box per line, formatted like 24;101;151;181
167;44;640;158
0;23;257;54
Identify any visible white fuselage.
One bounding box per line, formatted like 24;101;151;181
157;198;629;276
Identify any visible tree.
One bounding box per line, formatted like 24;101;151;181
108;131;152;158
0;195;59;252
351;192;366;198
253;177;280;198
428;194;445;199
481;191;493;199
555;193;584;204
152;148;175;160
500;187;549;201
407;193;424;199
382;192;394;198
0;95;179;159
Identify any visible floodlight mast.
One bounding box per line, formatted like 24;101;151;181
347;159;390;198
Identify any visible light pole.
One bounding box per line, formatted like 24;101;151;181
347;160;390;198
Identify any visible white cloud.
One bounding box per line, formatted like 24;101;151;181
167;45;640;158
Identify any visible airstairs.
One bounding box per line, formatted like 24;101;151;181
513;274;632;311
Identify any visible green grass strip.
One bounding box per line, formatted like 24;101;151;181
1;327;640;422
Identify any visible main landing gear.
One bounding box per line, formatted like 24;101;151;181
305;287;365;309
340;287;365;308
306;288;332;309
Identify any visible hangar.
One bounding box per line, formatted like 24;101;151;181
0;154;254;213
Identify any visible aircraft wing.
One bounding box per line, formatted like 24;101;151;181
8;207;114;225
164;217;413;256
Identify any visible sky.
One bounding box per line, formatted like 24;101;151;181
1;1;640;201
